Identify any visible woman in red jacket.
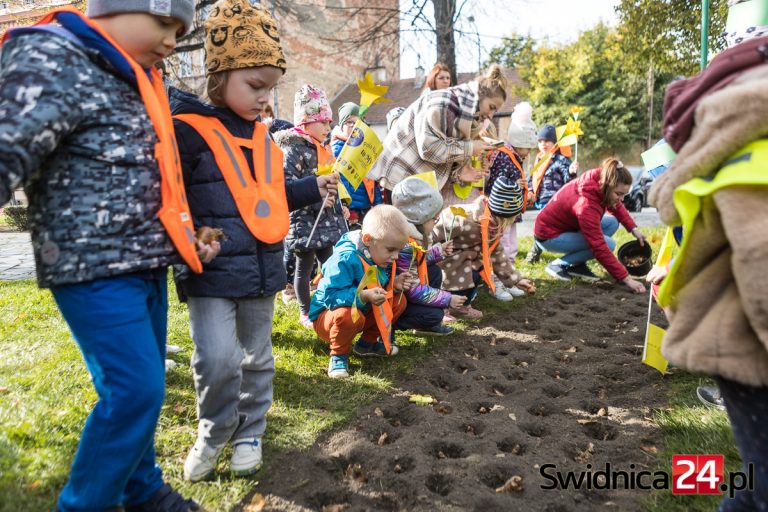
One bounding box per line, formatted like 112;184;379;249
533;158;647;294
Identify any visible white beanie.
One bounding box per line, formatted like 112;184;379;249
506;102;538;149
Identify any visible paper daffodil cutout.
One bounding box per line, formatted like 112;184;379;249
409;240;426;253
351;265;380;322
450;206;468;217
317;163;334;176
565;118;583;137
570;106;584;120
356;72;391;117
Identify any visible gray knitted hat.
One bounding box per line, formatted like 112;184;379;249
87;0;195;34
488;176;524;218
391;176;443;225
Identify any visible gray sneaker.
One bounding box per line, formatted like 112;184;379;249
567;262;600;282
184;438;225;482
545;262;572;281
525;243;543;264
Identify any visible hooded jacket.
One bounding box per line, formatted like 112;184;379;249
534;168;636;281
171;88;321;298
330;126;383;210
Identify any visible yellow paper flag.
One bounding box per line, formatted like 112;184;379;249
412;171;439;190
333;119;382;191
643;323;669;374
655;227;676;269
351;264;379;322
337;180;351;203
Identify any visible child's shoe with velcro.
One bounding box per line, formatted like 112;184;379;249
328;354;350;378
183;437;225;482
231;437;262;476
412;324;454;337
353;338;399;357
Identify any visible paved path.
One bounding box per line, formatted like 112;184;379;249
0;208;662;282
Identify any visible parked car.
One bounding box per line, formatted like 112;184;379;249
623;166;653;212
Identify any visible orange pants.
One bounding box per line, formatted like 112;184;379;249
313;298;408;356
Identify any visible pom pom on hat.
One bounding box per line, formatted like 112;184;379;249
507;101;538;149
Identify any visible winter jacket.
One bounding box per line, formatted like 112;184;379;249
368;82;481;194
309;231;394;321
433;197;523;291
396;232;451;307
274;128;347;252
534;168;636;281
530;150;572;207
650;64;768;387
0;27;177;288
485;144;525;223
330;127;383;211
171;88;321;298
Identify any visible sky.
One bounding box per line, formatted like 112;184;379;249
399;0;621;78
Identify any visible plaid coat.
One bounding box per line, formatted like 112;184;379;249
369;82;480;194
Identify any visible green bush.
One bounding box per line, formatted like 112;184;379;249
3;205;28;231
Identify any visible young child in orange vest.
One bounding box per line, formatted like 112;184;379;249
434;178;536;319
310;205;418;378
484;101;538;301
170;0;338;482
274;84;349;329
0;1;218;510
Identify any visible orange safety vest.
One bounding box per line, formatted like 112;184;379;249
408;237;429;285
530;144;560;202
479;202;502;294
7;8;204;272
173;114;289;244
314;140;336;169
496;146;529;213
359;256;396;355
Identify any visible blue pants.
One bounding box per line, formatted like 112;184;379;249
396;262;444;330
716;377;768;511
52;275;168;511
537;215;619;267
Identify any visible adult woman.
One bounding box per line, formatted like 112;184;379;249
422;62;452;93
369;65;504;202
533;158;646;293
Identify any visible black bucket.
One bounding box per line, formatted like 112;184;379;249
617;240;652;276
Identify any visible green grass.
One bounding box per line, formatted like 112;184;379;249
0;229;741;511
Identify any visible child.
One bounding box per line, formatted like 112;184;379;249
171;0;337;482
310;205;417;378
391;176;466;335
434;177;535;318
275;84;348;328
331;101;383;226
484;101;538;301
0;1;213;510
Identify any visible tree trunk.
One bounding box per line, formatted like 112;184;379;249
432;0;458;84
646;60;654;148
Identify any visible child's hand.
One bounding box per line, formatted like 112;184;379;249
441;240;454;256
646;265;668;285
196;239;221;264
360;287;387;306
517;178;527;189
342;205;350;220
569;161;579;176
394;272;418;292
516;279;536;295
449;294;467;308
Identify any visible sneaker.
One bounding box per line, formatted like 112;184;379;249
492;284;513;302
328;354;350;378
545;262;572;281
567;262;600;282
231;437;262;476
299;313;313;329
506;285;526;297
281;284;296;305
164;359;178;373
525;243;543;264
412;324;455;337
166;344;182;354
125;483;201;512
442;310;457;323
353;338;399;357
183;438;225;482
697;386;726;410
448;304;483;319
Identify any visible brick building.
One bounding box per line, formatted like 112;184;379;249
0;0;77;35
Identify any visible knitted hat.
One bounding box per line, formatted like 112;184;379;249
338;102;360;127
506;102;538;149
488;176;524;218
204;0;287;75
537;124;557;143
87;0;194;34
293;84;333;126
386;106;406;131
269;118;293;135
723;0;768;47
391;176;443;225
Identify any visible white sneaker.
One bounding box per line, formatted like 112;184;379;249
506;285;526;297
492;278;513;302
166;344;183;354
184;438;225;482
231;437;262;476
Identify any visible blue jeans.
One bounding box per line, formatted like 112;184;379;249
52;275;168;511
537;215;619;267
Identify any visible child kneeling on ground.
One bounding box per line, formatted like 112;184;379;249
310;205;418;378
434;177;536;319
391;176;467;336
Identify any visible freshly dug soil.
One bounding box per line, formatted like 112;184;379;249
251;283;669;511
